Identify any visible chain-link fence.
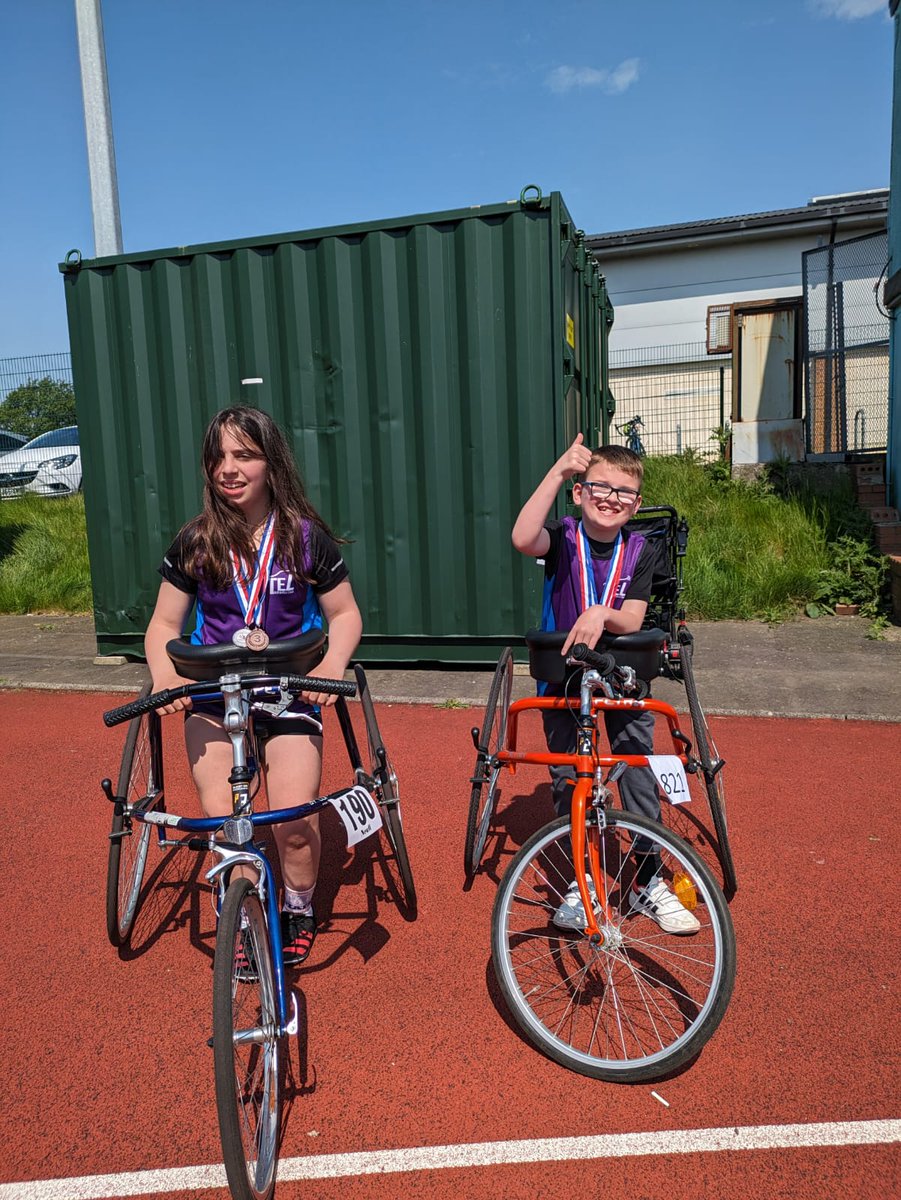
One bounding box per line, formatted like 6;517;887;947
609;342;732;458
803;232;889;455
0;352;73;403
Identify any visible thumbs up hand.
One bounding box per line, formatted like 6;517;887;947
554;433;593;481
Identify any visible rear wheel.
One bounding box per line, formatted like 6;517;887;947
464;648;514;879
213;878;280;1200
354;664;416;915
679;640;737;898
106;683;164;945
491;809;736;1081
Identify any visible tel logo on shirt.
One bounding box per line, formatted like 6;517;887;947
270;572;295;595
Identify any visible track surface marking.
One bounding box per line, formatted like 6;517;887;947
0;692;897;1199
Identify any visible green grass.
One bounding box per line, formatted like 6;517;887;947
642;455;881;621
0;493;92;613
0;459;887;622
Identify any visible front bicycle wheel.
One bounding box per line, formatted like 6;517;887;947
680;639;737;898
213;878;281;1200
491;810;735;1082
106;683;164;946
464;647;513;879
354;664;416;915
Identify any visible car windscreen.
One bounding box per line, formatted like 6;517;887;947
25;426;79;449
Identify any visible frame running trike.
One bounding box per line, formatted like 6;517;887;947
101;630;414;1200
473;630;736;1081
466;504;736;900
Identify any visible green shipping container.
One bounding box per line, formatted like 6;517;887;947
61;187;615;663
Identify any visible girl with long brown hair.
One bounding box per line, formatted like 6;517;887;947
145;406;363;965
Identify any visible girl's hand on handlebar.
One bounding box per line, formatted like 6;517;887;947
298;660;347;707
151;672;193;715
562;606;609;656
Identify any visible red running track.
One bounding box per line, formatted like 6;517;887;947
0;690;898;1199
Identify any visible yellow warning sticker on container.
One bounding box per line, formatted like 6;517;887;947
565;313;575;348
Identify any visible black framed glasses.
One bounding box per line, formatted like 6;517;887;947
580;481;640;503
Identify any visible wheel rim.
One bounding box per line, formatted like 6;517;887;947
116;819;152;939
116;711;160;937
466;650;513;875
472;764;500;866
493;816;730;1076
226;897;280;1199
680;643;734;897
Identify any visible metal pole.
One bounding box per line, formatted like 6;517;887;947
74;0;123;256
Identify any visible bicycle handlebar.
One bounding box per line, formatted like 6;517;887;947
568;644;617;675
103;673;357;728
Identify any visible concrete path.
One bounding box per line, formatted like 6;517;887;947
1;612;899;720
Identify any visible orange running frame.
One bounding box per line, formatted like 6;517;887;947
496;692;694;942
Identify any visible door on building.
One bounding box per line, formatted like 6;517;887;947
731;298;803;464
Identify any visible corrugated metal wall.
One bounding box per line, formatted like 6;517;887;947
61;190;614;662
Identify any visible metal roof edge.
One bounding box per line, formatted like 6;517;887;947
58;192;559;272
586;193;889;254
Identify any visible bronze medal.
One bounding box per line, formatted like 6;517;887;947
245;626;270;652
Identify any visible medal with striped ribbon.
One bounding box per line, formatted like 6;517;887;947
576;523;624;614
230;513;276;650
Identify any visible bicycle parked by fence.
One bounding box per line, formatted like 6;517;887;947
103;631;414;1200
615;414;647;456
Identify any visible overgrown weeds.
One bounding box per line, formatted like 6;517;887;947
642;453;890;621
0;458;891;624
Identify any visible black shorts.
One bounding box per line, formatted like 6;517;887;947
185;701;322;740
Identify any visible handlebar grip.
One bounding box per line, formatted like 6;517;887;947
283;674;357;698
103;689;176;727
569;644;617;675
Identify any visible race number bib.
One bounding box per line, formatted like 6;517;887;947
647;756;690;805
326;785;383;846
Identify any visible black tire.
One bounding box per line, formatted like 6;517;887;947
464;648;514;879
491;809;736;1082
680;640;737;899
106;683;164;945
354;664;416;915
213;878;281;1200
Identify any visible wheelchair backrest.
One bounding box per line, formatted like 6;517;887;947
625;505;688;637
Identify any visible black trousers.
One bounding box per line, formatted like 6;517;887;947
541;703;661;879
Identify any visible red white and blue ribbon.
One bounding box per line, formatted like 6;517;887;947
230;512;276;627
576;523;623;613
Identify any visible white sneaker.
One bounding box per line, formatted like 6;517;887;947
629;877;701;934
552;878;599;930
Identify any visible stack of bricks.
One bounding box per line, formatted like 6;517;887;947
852;459;901;621
853;460;901;555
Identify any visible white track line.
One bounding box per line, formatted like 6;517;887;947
3;1119;898;1200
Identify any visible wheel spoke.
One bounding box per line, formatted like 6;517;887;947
465;649;514;878
107;690;163;946
492;812;735;1080
214;881;280;1200
355;665;416;914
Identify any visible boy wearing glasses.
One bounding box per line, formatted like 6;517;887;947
511;434;699;934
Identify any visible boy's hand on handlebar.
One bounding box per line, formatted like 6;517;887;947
562;606;608;656
554;432;593;482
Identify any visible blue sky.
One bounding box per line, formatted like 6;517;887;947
0;0;893;356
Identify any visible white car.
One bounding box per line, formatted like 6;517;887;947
0;426;81;498
0;428;27;455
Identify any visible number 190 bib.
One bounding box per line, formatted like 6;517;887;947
325;784;383;845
